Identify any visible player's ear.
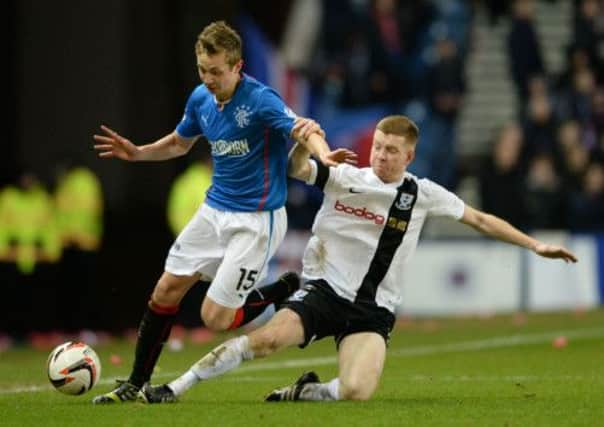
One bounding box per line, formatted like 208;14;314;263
234;59;244;73
405;147;415;165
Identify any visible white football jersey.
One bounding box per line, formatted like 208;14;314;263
301;161;465;313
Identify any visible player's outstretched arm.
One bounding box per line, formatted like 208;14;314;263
291;118;357;169
287;142;357;183
459;205;578;263
93;125;197;162
291;117;357;167
287;142;312;181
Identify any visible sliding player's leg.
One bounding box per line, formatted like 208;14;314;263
265;333;386;402
141;308;305;403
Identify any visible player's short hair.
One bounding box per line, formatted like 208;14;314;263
196;21;242;66
376;115;419;145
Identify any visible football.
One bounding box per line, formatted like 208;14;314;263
47;342;101;395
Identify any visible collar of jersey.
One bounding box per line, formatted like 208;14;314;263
213;74;245;110
369;168;408;188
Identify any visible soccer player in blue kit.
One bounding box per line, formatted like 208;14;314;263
91;21;355;404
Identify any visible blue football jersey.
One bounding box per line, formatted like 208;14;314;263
176;74;296;212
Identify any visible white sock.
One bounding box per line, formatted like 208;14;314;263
299;378;340;401
168;370;198;397
168;336;254;396
326;378;340;400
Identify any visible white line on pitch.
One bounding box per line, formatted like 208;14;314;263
234;326;604;373
0;375;283;395
1;327;602;395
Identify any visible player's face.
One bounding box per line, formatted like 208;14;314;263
197;51;243;101
370;129;415;183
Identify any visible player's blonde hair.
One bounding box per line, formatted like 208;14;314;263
376;115;419;145
196;21;242;66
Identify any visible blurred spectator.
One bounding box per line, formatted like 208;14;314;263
54;166;103;332
524;153;568;229
54;166;103;252
589;87;604;142
527;74;550;99
573;0;604;83
507;0;545;106
340;28;390;106
568;161;604;230
364;0;437;103
522;91;559;165
397;0;437;57
479;123;528;228
425;36;466;122
482;0;509;26
313;0;437;108
556;119;583;183
167;160;212;237
556;67;597;124
557;119;583;153
563;142;591;191
0;187;13;262
0;173;61;274
238;0;293;46
598;133;604;162
408;35;466;189
0;184;19;339
367;0;407;102
555;44;593;92
279;0;322;72
0;173;61;340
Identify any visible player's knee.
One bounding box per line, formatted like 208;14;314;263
200;311;232;331
151;283;178;306
339;377;375;401
200;303;233;331
152;275;189;305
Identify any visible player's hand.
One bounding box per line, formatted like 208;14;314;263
533;242;578;263
93;125;141;161
292;117;326;141
319;148;358;167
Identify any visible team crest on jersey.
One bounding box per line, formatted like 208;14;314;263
234;105;252;128
395;192;415;210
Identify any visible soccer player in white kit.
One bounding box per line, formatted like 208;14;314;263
140;115;578;403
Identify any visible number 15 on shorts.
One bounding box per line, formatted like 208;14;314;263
236;268;258;291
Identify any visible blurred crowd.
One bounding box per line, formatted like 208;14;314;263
481;0;604;231
251;0;471;227
3;0;604;347
258;0;604;231
0;167;103;345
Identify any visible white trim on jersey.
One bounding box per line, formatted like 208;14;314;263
301;160;465;313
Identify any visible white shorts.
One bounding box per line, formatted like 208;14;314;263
165;203;287;308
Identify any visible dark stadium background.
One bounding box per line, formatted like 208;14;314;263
5;0;604;337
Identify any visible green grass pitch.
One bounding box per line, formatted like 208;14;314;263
1;309;603;426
